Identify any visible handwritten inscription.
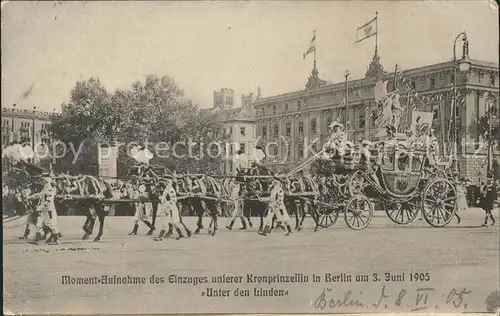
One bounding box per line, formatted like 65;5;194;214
314;285;471;311
314;288;364;309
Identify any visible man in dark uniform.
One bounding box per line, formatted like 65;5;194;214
480;172;497;226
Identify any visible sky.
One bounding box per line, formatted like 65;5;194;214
1;1;498;112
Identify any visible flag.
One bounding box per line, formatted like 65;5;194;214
303;32;316;60
20;83;35;100
355;17;377;43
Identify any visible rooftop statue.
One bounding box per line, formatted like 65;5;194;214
373;79;406;139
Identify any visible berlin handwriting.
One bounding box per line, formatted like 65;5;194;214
313;286;471;311
314;288;364;310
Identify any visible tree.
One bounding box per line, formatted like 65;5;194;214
51;77;114;174
50;75;229;176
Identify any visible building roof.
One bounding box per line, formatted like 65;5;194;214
2;107;54;120
202;104;255;123
253;58;499;105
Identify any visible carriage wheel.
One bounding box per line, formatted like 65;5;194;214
344;195;374;230
421;178;457;227
313;204;339;228
348;170;368;197
384;201;419;225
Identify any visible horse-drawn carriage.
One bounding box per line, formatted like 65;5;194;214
312;139;457;230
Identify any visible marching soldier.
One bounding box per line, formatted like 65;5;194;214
258;176;292;236
225;178;247;230
128;181;154;235
18;187;38;240
28;173;60;245
154;179;187;241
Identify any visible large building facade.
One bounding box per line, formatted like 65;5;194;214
1;107;53;150
203;88;257;175
253;52;499;179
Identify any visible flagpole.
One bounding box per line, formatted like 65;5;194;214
375;11;378;54
313;29;317;69
344;70;350;140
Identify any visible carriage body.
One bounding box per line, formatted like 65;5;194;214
348;143;457;227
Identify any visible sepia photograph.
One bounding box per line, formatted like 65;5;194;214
2;0;499;314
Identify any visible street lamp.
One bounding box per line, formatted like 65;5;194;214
486;95;498;174
450;32;470;181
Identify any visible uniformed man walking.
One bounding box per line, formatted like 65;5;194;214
28;173;60;245
258;176;292;236
155;179;187;241
226;178;247;230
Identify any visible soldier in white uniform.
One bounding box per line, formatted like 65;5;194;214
18;187;39;240
258;177;292;236
128;181;154;235
154;179;185;241
28;174;60;245
225;179;247;230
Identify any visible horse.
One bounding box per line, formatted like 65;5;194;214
238;169;272;232
283;175;319;231
55;175;113;242
177;175;222;236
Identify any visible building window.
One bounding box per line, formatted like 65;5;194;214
298;121;304;136
273;124;279;137
262;125;267;137
229;145;233;155
228;161;233;173
228;126;233;135
439;72;445;81
298;144;304;159
297;100;302;110
239;143;246;154
20;136;31;144
285;103;289;112
310;118;317;134
358;108;366;128
226;96;233;106
371;109;377;127
272;105;276;114
260;108;265;116
240;127;246;136
490;73;496;86
478;72;484;83
327;116;333;129
273;145;278;156
285;122;291;136
430;77;435;89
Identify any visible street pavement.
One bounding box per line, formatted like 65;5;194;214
3;207;499;314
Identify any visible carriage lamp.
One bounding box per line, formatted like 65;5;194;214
450;32;470;182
